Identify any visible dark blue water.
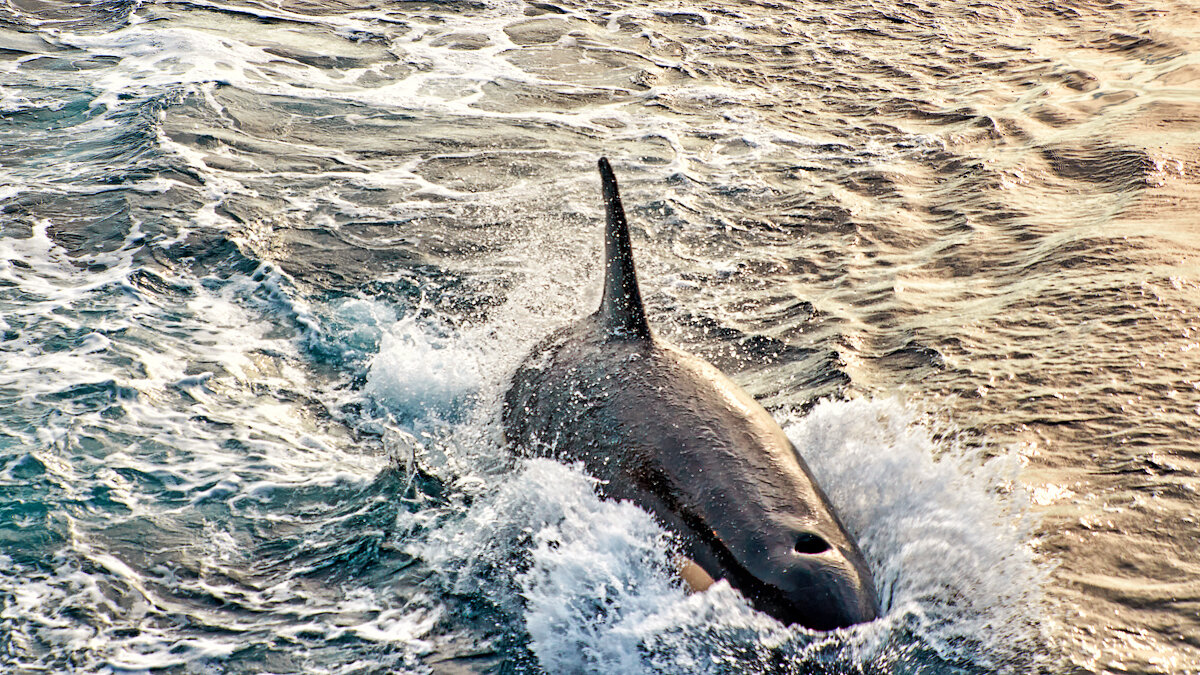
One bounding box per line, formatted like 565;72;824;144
3;1;1199;673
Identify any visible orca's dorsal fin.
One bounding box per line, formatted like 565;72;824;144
597;157;651;340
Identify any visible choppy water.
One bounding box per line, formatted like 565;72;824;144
2;1;1199;673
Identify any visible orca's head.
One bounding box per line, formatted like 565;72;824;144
638;370;881;631
679;499;880;631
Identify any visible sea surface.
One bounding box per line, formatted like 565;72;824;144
2;1;1199;673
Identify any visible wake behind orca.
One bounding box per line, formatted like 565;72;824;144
503;158;880;630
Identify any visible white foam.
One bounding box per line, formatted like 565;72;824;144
364;313;483;425
519;465;685;674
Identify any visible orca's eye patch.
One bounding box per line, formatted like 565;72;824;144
794;532;831;555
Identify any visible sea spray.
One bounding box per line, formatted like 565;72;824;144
394;392;1047;673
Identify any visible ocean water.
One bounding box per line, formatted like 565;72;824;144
2;1;1198;673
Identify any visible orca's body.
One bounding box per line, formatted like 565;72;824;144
502;159;879;630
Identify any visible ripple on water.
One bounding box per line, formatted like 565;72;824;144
4;0;1200;672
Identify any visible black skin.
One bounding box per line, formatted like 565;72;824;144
501;158;880;631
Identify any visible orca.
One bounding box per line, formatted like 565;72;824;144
502;158;880;630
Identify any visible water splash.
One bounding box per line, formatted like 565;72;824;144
364;313;483;425
789;398;1049;672
399;393;1049;674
